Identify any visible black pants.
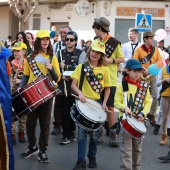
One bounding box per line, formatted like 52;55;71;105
53;95;62;127
26;99;53;152
60;95;76;138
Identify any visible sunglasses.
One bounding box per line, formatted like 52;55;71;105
65;38;75;42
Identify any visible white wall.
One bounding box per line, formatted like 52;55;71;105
28;1;170;46
0;1;169;46
0;6;10;40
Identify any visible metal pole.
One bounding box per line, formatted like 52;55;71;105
141;9;145;44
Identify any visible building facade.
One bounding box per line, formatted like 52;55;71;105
0;0;170;46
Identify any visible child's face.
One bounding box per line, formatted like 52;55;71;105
126;69;142;81
17;34;24;42
26;33;33;43
40;37;50;51
89;49;102;62
14;49;25;59
144;37;154;46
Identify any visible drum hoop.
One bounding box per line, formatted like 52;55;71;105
19;75;50;94
76;100;105;123
126;116;146;133
120;121;143;139
70;111;100;131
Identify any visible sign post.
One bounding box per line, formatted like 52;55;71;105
135;13;152;43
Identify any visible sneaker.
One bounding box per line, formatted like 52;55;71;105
51;126;61;135
109;131;119;147
73;160;86;170
18;132;26;143
20;145;39;158
88;156;97;168
158;151;170;161
38;151;50;163
70;133;76;141
12;134;16;145
59;136;70;145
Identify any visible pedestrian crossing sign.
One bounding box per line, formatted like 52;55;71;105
135;13;152;33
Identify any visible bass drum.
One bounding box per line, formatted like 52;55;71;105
70;98;106;131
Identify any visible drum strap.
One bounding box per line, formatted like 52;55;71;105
160;82;170;94
84;62;102;93
79;64;85;91
132;81;149;115
105;37;121;58
139;45;155;64
27;54;53;77
123;80;149;115
27;55;42;77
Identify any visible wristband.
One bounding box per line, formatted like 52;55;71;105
112;59;115;63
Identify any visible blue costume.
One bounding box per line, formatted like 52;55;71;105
0;45;14;170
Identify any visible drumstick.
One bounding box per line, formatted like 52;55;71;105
71;94;113;114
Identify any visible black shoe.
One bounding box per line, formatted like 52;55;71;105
18;132;26;143
51;126;61;135
12;134;16;145
20;145;39;158
73;160;86;170
88;156;97;168
153;124;160;135
70;133;76;141
38;151;50;163
158;151;170;161
59;136;70;145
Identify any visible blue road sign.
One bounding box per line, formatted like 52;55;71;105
135;13;152;33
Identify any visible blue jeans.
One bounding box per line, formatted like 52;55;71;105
77;126;99;162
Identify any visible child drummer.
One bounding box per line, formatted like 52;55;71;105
114;59;151;170
71;39;111;169
19;30;61;163
11;42;27;145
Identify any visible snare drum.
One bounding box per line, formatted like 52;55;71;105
12;92;29;122
120;114;146;139
12;75;60;122
70;98;106;131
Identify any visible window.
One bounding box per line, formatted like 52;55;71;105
33;14;41;30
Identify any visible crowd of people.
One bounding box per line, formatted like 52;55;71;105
1;16;170;170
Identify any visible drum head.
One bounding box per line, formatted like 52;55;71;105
76;98;106;123
127;115;146;133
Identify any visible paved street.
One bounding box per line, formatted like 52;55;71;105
13;115;170;170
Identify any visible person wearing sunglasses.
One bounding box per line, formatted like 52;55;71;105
51;26;82;137
56;30;86;145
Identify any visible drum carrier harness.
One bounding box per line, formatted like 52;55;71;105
122;78;149;116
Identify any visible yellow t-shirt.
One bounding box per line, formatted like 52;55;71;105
70;64;112;100
24;52;61;84
104;41;124;86
114;83;151;118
